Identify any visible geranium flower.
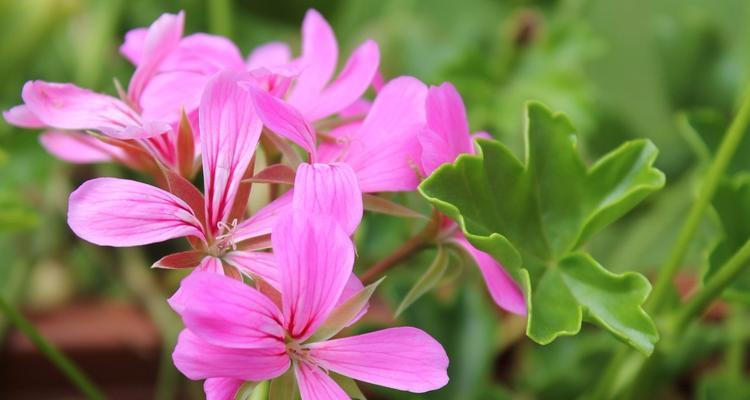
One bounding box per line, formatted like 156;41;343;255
169;210;449;399
66;71;278;280
418;82;526;315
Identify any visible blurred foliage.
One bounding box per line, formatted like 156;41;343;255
1;0;750;399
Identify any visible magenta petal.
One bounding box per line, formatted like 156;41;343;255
168;271;284;349
139;70;207;123
39;131;123;163
272;212;354;341
249;87;317;158
233;191;293;243
204;377;243;400
247;42;292;70
340;76;427;192
454;236;526;315
21;81;149;138
224;251;280;290
419;83;474;175
172;329;289;381
161;33;244;74
307;327;449;393
3;104;45;128
293;162;362;235
302;40;380;121
67;177;205;246
200;71;263;233
127;11;185;103
287;9;338;109
294;361;348;400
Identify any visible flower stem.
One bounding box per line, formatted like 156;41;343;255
649;85;750;312
361;214;440;284
0;297;106;400
672;237;750;333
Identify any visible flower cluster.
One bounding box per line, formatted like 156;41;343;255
4;9;526;399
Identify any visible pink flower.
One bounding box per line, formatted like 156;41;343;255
66;71;278;280
252;75;428;192
419;82;526;315
169;211;449;399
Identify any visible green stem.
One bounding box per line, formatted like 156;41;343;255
207;0;232;38
649;85;750;312
0;297;106;400
249;381;269;400
672;237;750;333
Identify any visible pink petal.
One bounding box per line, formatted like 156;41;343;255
287;9;338;108
172;329;289;381
307;327;449;393
317;121;360;164
204;378;243;400
247;42;292;70
161;33;244;74
200;71;263;234
294;361;348;400
196;256;226;275
39;131;124;164
67;177;204;246
419;83;474;175
139;70;208;123
21;81;153;139
454;236;526;315
3;104;45;128
301;40;380;121
119;27;148;65
233;191;293;243
340;76;427;192
224;251;280;289
249;86;317;158
272;212;354;341
168;271;284;349
293;162;362;235
128;11;185;103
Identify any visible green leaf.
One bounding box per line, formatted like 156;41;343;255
331;373;366;400
269;368;298;400
703;174;750;304
305;277;385;343
395;245;450;316
419;102;663;354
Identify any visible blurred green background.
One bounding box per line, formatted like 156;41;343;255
1;0;749;399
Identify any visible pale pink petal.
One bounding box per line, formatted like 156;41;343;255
287;9;338;108
172;329;289;381
249;87;317;158
161;33;244;73
224;251;280;289
340;76;427;192
473;131;492;140
3;104;45;128
39;131;123;163
454;236;526;315
272;212;354;340
168;271;284;349
204;378;243;400
232;191;293;243
317;122;360;164
200;71;263;233
301;40;380;121
247;42;292;70
294;361;348;400
67;177;204;246
139;71;207;123
307;327;449;393
339;99;371;118
128;11;185;103
21;81;154;139
293;162;362;235
119;27;147;65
